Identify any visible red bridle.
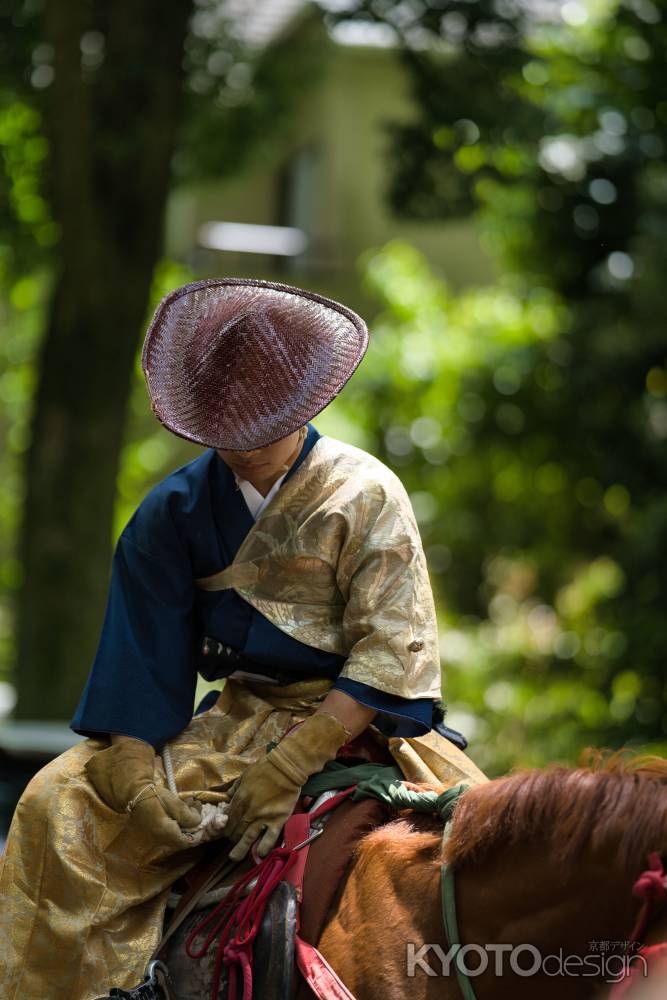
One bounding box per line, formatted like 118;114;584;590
628;852;667;947
609;852;667;998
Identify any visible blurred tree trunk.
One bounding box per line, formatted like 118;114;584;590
14;0;192;718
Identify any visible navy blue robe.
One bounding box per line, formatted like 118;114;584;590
71;425;446;749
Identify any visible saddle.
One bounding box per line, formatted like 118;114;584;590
97;733;392;1000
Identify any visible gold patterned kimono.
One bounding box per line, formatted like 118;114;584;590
0;436;486;999
197;436;443;700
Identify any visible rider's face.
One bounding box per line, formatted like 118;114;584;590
216;430;303;490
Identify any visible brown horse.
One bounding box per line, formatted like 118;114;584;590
315;752;667;1000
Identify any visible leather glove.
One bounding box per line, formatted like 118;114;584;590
225;712;351;862
85;739;202;849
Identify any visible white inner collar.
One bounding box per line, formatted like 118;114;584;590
237;473;287;521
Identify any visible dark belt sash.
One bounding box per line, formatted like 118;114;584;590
198;636;306;686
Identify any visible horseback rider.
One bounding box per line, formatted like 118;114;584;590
0;279;484;999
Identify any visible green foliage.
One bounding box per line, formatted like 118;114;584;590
0;1;323;278
326;0;541;218
177;6;328;183
335;0;667;771
2;0;666;774
0;271;49;683
336;242;661;773
0;1;327;710
0;100;56;282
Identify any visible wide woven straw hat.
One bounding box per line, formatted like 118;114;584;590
142;278;369;450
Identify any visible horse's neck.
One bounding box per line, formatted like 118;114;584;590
455;840;642;999
317;820;459;1000
318;818;648;1000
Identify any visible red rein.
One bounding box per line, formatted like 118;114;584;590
608;852;667;998
185;845;298;1000
186;787;356;1000
628;852;667;947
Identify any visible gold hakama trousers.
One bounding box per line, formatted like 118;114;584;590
0;679;485;999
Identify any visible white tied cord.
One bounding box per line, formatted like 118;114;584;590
162;743;178;795
161;742;230;845
191;803;230;844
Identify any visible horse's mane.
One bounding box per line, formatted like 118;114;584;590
444;750;667;871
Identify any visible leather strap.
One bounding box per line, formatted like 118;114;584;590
295;937;358;1000
440;801;478;1000
282;812;311;899
152;790;360;1000
151;853;238;963
281;799;359;1000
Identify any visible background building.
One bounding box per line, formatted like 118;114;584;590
166;5;495;313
